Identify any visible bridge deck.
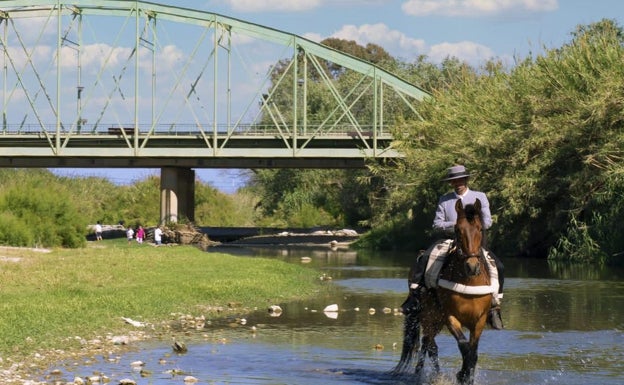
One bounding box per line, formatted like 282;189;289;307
0;125;400;169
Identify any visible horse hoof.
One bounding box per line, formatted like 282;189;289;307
456;371;472;385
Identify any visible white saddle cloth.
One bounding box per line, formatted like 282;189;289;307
423;239;500;299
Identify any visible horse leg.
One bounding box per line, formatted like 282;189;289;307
456;340;479;385
427;336;440;374
453;322;485;385
414;334;436;381
419;334;440;375
446;317;476;385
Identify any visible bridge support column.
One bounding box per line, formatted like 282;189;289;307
160;167;195;224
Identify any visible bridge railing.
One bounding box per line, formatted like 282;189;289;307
0;123;391;138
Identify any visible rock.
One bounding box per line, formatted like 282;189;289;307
111;336;130;345
172;340;187;353
338;229;359;236
268;305;282;316
130;361;145;368
121;317;147;327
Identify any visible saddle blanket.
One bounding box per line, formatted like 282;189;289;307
423;239;500;298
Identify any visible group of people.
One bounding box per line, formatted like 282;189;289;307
94;221;163;245
126;225;163;245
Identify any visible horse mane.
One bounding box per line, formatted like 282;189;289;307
460;203;481;223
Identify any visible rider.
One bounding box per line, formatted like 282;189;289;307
402;164;505;330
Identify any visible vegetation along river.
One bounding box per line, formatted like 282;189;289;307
46;246;623;384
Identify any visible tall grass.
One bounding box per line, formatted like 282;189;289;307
0;241;326;360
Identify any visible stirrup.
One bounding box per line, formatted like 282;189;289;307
487;306;504;330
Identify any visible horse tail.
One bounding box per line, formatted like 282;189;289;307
391;309;421;374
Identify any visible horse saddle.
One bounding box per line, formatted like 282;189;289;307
423;239;500;296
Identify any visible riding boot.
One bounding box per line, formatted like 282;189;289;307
400;286;423;315
487;300;504;330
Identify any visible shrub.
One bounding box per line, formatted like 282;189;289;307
0;180;87;248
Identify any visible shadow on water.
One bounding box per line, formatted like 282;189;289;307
45;246;624;385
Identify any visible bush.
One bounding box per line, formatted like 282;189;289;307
0;212;33;246
0;179;87;248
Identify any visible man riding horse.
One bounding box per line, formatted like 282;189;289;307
402;164;505;329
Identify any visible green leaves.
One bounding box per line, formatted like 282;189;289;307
382;18;624;263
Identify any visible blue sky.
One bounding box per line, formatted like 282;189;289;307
51;0;623;192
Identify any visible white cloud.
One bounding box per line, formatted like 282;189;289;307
428;40;495;64
401;0;558;17
326;22;495;65
4;45;53;69
230;31;257;45
153;45;185;70
222;0;323;12
81;43;134;69
302;32;323;43
331;23;426;59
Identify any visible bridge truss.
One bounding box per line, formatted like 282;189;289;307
0;0;429;169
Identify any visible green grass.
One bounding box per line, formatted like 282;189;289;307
0;240;325;360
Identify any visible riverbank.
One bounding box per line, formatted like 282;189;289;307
0;241;330;384
224;228;359;249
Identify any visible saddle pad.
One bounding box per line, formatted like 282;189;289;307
424;239;453;289
423;240;499;298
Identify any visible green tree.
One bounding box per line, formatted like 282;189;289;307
373;19;624;264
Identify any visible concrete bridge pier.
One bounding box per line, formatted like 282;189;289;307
160;167;195;224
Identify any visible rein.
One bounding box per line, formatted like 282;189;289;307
441;241;496;295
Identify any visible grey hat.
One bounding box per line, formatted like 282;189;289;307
442;165;470;181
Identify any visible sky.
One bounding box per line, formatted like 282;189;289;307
50;0;624;192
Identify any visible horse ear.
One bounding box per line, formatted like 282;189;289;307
455;198;464;213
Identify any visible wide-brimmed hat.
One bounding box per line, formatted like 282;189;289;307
442;165;470;181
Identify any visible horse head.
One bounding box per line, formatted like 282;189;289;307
454;198;483;277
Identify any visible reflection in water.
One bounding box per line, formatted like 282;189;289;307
46;247;624;385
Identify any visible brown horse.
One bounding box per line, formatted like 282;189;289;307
393;198;493;385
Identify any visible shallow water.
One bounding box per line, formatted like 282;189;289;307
47;247;624;384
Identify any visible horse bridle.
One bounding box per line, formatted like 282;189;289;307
452;231;486;277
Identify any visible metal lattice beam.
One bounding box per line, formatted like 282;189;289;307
0;0;430;168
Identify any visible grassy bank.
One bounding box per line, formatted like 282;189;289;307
0;240;326;370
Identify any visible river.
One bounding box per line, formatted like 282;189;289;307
46;246;624;384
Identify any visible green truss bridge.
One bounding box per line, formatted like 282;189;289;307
0;0;429;169
0;0;429;221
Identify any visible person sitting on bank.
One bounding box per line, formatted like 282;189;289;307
402;164;505;330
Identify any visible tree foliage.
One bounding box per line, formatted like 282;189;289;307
0;170;87;248
373;18;624;264
249;38;400;229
